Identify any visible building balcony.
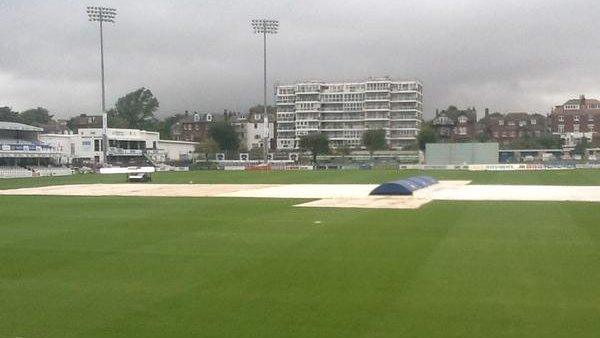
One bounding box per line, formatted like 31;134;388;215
364;97;391;102
390;108;420;112
390;117;420;121
295;109;320;113
365;88;390;93
390;99;419;103
329;136;363;140
364;116;389;121
364;107;390;111
321;118;363;122
388;127;419;130
295;90;320;95
107;147;144;156
321;128;365;132
295;126;320;131
1;143;54;152
0;142;60;158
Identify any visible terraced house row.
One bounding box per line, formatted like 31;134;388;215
275;78;423;150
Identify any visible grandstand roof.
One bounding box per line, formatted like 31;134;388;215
0;121;43;132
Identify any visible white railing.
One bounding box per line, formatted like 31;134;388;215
107;147;143;156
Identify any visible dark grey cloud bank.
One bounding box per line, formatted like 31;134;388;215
1;0;600;118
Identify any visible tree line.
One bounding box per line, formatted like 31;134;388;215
0;106;54;126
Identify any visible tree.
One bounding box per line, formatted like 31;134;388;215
476;130;491;143
113;87;159;129
0;107;20;122
416;123;438;150
208;121;240;153
362;129;387;159
248;105;276;116
156;113;185;140
299;133;330;164
537;135;563;149
505;134;563;150
574;138;590;158
106;109;130;128
19;107;53;126
336;144;352;163
196;137;220;162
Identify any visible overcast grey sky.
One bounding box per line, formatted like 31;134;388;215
1;0;599;119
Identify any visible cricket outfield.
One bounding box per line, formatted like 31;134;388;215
1;169;600;337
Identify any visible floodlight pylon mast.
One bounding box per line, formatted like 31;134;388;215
251;19;278;163
87;6;117;165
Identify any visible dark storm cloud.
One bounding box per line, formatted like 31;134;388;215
2;0;600;118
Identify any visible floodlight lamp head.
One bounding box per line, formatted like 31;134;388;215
251;18;279;34
86;6;117;23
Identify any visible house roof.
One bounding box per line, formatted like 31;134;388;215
0;121;43;132
433;108;477;125
563;98;600;106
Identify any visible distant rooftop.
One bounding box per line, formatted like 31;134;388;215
0;121;43;132
562;95;600;106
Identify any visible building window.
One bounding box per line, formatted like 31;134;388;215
558;115;564;122
519;120;526;127
588;124;594;132
530;119;536;125
574;124;580;132
558;125;564;133
574;115;580;122
458;115;468;124
498;120;504;126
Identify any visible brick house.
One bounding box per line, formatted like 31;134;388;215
171;112;214;142
549;95;600;146
170;110;248;144
431;107;478;142
478;110;548;146
68;114;103;132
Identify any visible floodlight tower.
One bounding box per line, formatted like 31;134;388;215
251;19;278;163
87;6;117;165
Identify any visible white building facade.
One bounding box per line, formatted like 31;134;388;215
240;113;275;150
276;78;423;149
40;128;197;165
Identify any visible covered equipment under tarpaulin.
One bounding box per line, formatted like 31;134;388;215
369;176;438;195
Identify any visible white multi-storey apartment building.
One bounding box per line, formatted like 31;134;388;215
275;78;423;149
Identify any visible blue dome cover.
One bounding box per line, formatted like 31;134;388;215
369;176;438;196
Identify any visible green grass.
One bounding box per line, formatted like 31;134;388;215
2;169;600;190
2;170;600;337
2;196;600;337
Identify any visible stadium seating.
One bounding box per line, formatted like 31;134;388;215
29;166;73;177
0;167;33;179
369;176;438;196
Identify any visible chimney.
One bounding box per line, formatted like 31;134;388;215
435;109;439;117
485;108;489;118
580;94;586;106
